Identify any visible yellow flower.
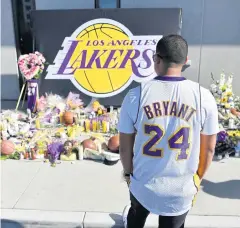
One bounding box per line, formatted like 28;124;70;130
228;130;240;137
97;108;103;115
221;97;228;103
225;103;231;109
92;101;100;110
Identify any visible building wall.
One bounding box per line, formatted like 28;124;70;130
1;0;240;108
200;0;240;92
1;0;20;102
121;0;240;94
35;0;94;10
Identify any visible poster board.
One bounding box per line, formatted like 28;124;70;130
31;8;182;106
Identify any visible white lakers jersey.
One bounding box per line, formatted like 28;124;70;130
118;76;219;216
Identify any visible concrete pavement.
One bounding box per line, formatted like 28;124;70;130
1;158;240;227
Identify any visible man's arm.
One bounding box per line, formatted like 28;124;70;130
197;134;217;180
117;88;140;180
119;132;135;174
197;89;219;180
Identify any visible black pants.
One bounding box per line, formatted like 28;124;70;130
127;192;188;228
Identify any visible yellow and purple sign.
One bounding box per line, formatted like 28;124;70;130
46;19;162;98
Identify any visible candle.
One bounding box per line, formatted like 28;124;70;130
35;119;40;129
84;119;90;132
102;120;109;133
79;146;84;161
59;112;64;123
79;119;85;127
92;119;97;132
228;118;234;129
110;106;114;113
97;120;102;132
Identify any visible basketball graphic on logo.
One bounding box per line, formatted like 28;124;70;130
69;23;134;95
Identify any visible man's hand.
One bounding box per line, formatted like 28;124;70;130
197;133;217;180
122;173;131;187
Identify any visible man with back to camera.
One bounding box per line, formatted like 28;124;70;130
118;35;219;228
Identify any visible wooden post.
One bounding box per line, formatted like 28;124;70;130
15;82;26;111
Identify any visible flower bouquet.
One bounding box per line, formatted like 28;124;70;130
16;52;47;112
18;52;46;80
210;71;240;129
210;70;240;160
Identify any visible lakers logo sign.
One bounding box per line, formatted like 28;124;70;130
46;19;162;97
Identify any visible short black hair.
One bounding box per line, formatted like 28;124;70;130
156;35;188;65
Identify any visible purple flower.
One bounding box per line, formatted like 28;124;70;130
47;142;63;164
217;131;228;142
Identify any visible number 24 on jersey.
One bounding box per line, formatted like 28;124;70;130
143;124;191;160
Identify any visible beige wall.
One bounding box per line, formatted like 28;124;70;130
122;0;240;95
1;0;20;100
35;0;94;10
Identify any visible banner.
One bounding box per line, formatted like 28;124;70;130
32;8;182;106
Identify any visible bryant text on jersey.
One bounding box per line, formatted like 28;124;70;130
143;101;196;122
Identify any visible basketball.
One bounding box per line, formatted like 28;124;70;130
1;140;15;155
108;134;120;153
82;138;97;151
71;23;134;94
63;111;74;125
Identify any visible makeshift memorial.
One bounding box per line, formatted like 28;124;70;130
1;90;123;165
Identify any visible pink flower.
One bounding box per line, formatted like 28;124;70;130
18;59;25;66
18;54;28;62
24;72;33;80
18;52;46;80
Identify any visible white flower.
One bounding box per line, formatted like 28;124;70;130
210;84;217;93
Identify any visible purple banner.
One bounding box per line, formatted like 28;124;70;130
27;79;39;112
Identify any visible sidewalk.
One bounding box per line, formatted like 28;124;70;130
1;158;240;227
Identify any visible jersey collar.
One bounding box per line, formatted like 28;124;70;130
155;76;186;81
